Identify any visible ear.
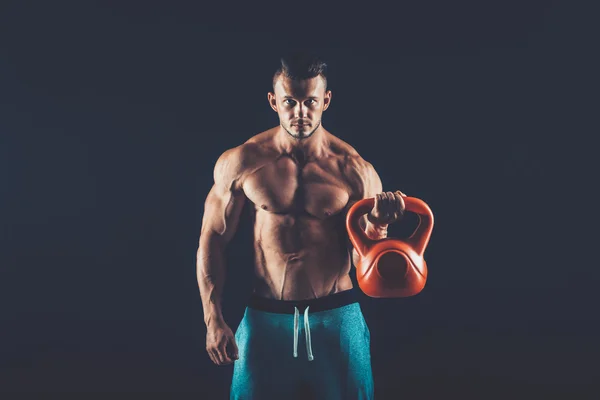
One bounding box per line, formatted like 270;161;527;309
267;92;278;112
322;90;332;111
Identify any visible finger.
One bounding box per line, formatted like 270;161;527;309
231;338;239;359
379;192;389;212
385;192;394;217
211;345;224;365
224;348;235;364
394;192;406;215
388;191;395;204
215;349;225;365
212;349;224;366
218;342;233;365
221;354;233;365
208;349;219;365
395;190;407;197
376;193;386;216
226;336;239;361
373;193;380;211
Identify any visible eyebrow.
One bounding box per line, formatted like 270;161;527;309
283;95;318;99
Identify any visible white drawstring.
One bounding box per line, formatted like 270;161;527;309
293;307;299;358
293;306;314;361
304;306;314;361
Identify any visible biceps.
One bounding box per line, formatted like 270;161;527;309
366;164;383;197
200;185;246;244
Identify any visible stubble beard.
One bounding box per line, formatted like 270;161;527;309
283;120;321;140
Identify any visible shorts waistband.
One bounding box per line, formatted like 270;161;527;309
247;288;359;314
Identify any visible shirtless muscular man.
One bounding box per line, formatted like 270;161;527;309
197;54;406;399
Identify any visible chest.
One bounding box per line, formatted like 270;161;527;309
242;156;351;218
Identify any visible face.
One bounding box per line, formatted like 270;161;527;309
268;75;332;140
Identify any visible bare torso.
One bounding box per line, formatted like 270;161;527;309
238;128;363;300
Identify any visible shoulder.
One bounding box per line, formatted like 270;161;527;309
326;133;373;177
328;134;381;198
344;154;381;197
213;129;275;189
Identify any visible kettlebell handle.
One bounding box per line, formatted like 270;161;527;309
346;196;434;258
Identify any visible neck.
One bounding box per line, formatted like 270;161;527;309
275;124;327;159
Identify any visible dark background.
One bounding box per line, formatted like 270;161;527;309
1;1;597;398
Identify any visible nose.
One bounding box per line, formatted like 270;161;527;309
295;103;308;118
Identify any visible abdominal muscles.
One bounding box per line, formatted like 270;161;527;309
251;211;353;300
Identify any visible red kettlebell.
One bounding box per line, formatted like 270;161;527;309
346;196;434;298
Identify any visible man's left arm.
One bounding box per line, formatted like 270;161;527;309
348;158;406;265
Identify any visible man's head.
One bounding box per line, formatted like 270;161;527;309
268;53;332;140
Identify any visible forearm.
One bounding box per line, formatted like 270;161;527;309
352;217;388;265
364;219;388;240
197;235;227;327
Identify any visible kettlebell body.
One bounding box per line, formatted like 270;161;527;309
346;196;434;298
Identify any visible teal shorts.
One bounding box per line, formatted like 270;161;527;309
230;289;374;399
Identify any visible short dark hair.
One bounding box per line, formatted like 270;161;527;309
272;52;328;90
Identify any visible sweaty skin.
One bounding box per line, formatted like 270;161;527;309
197;75;405;366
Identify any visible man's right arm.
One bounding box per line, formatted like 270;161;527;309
196;148;247;329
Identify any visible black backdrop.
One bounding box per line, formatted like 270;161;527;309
1;1;597;398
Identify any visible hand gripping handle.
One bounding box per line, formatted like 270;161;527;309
346;196;434;257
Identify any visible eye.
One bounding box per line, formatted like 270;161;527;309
284;99;296;106
307;99;317;105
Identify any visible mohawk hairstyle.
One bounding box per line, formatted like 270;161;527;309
272;52;328;90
